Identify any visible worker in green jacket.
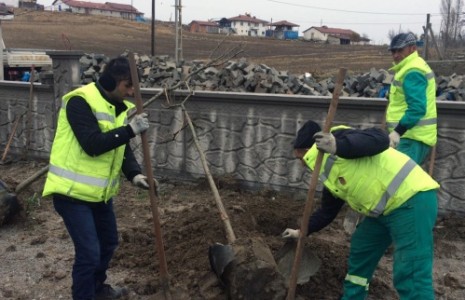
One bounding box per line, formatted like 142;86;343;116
386;32;437;164
282;120;439;299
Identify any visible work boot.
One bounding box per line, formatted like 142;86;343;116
95;284;128;300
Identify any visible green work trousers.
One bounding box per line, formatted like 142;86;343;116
397;138;432;165
342;189;438;300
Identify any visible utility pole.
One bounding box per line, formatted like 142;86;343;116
423;14;430;60
174;0;183;64
151;0;155;56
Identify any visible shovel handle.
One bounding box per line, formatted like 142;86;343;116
286;67;347;300
128;53;172;296
428;145;436;177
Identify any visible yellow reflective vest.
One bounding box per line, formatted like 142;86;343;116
387;51;437;146
303;138;439;216
43;83;134;202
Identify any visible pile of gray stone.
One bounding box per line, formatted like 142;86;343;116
78;53;465;101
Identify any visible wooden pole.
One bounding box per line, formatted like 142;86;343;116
23;65;35;160
286;68;347;300
1;115;21;162
428;145;436;177
423;14;430;59
128;53;172;300
181;105;236;244
428;25;443;60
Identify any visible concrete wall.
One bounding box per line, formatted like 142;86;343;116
2;82;465;215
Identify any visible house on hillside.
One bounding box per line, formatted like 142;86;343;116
50;0;143;20
303;26;363;45
19;0;44;10
266;20;299;40
188;20;219;34
218;17;234;34
228;13;268;37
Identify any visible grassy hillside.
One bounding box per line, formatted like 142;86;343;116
3;9;393;78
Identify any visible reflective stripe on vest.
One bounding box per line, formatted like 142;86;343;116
61;100;118;123
49;164;119;189
369;158;416;217
345;274;370;291
387;118;437;130
320;155;417;217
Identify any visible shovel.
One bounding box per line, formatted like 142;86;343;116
283;67;347;300
181;105;287;299
129;53;190;300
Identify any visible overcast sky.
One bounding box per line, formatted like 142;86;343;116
41;0;444;44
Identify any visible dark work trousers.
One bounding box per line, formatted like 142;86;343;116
53;197;119;300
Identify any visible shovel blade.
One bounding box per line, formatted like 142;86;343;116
275;240;321;285
208;242;234;285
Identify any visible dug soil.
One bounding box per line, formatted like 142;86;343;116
1;161;465;300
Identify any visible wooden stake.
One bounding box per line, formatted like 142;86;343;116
1;115;21;162
181;104;236;244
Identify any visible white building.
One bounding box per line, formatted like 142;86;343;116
303;26;357;44
50;0;143;20
228;13;269;37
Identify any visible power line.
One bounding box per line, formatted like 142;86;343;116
266;0;442;16
293;21;426;26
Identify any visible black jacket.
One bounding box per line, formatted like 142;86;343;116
65;81;141;183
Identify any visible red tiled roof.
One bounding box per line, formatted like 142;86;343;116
61;0;140;14
228;14;268;24
305;26;355;36
270;20;299;27
106;2;138;13
190;20;219;27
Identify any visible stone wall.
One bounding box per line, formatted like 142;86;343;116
1;83;465;215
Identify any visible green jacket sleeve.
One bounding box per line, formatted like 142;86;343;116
396;70;428;135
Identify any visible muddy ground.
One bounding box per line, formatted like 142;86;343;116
1;161;465;299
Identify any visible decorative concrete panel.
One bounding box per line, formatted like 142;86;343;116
1;80;465;215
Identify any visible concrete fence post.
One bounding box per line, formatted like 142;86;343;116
45;50;84;129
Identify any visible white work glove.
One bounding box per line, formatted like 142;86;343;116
281;228;300;239
132;174;159;191
389;131;400;148
313;131;337;155
129;113;149;135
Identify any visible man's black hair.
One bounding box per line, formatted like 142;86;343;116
99;56;132;91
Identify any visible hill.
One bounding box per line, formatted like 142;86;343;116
3;9;393;78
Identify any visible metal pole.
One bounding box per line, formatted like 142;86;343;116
174;0;179;63
151;0;155;56
178;0;183;62
0;20;4;80
174;0;183;63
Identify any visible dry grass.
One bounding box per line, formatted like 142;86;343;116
4;9;394;78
